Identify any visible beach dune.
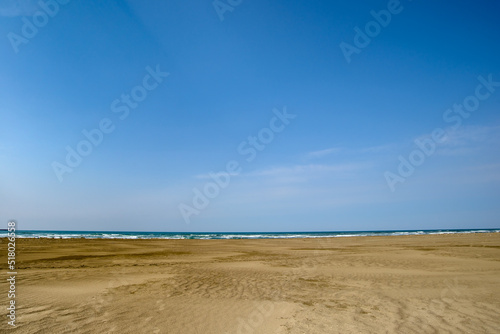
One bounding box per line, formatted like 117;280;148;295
1;233;500;333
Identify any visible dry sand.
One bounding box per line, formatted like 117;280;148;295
1;233;500;333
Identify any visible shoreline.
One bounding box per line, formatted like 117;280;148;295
2;228;499;240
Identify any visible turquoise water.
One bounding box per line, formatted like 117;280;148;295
2;229;498;239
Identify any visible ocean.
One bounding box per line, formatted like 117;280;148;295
1;228;499;239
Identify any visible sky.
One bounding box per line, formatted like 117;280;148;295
1;0;499;232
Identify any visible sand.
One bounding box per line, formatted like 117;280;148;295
1;233;500;333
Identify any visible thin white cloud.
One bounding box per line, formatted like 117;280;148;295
307;147;341;158
432;125;500;156
307;144;397;160
194;171;240;179
246;163;370;179
467;163;500;171
443;125;494;145
360;144;397;153
193;163;369;181
416;125;499;147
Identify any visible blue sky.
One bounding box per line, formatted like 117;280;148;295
1;0;499;232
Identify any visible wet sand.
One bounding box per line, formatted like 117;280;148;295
1;233;500;333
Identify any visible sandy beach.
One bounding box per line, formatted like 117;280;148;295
2;233;500;333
